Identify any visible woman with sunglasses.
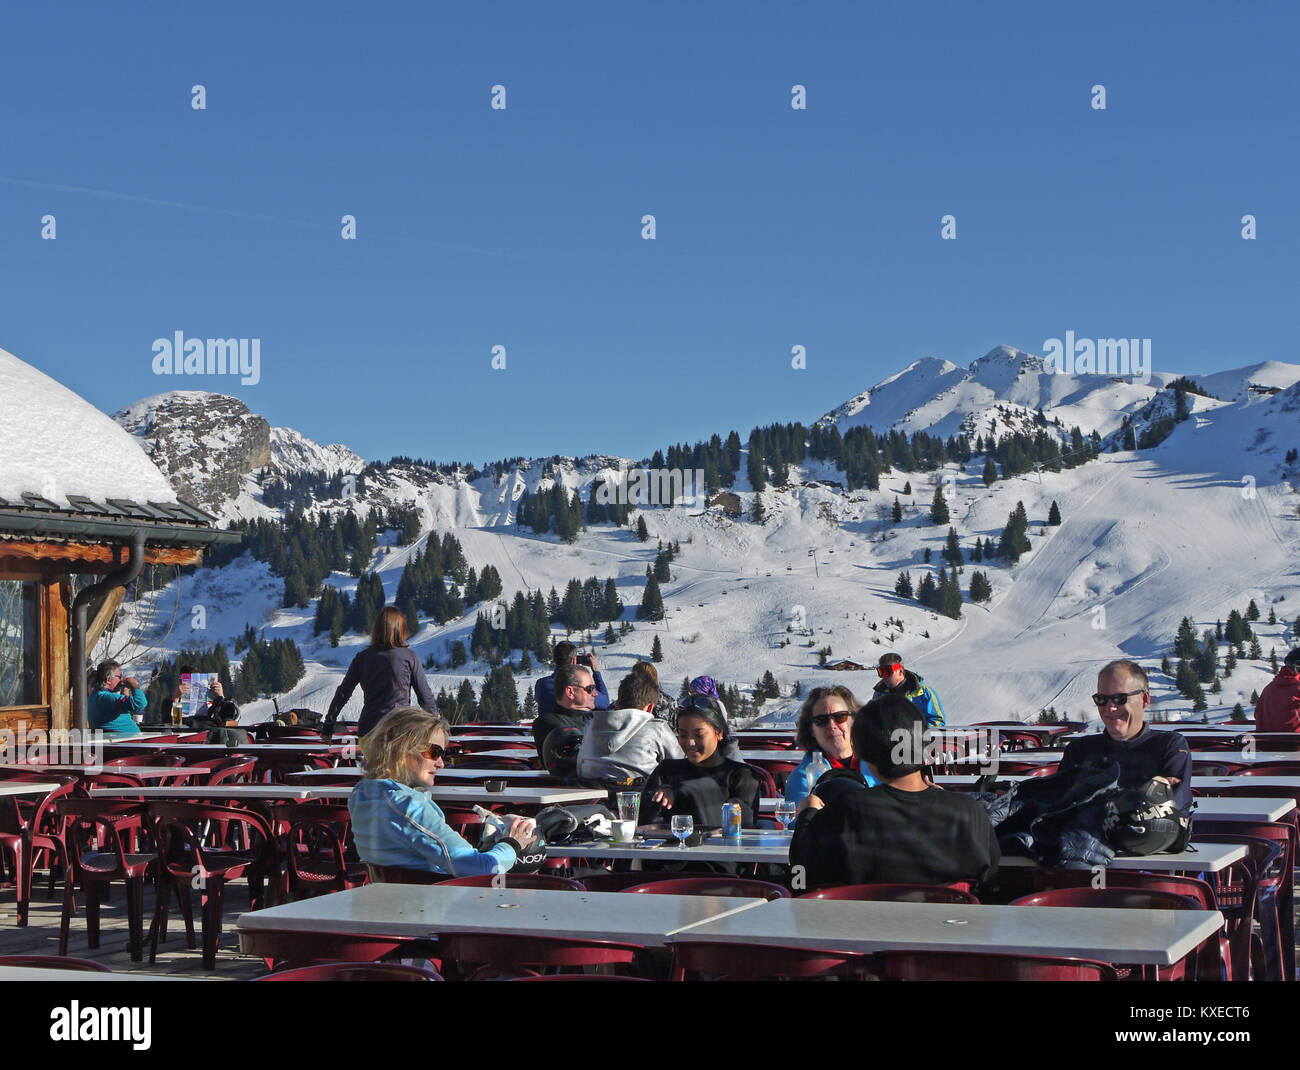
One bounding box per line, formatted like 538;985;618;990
639;695;762;830
784;686;878;806
349;706;539;876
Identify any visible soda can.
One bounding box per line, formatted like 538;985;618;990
721;802;742;839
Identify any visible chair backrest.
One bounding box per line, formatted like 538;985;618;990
254;961;442;981
743;762;780;798
147;800;274;876
206;760;259;785
105;754;185;768
85;771;145;789
624;876;790;900
1192;761;1246;776
1010;887;1200;910
365;863;441;885
0;955;112;972
1239;762;1300;776
451;755;534;770
1245;733;1300;751
801;883;980;904
438;873;586;891
878;951;1118;981
54;799;147;879
1037;869;1216;909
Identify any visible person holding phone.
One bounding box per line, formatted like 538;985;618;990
533;641;610;722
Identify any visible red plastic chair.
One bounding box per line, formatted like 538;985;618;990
1193;833;1280;981
0;954;111;972
0;776;77;926
1010;886;1210;980
1195;823;1292;981
996;729;1047;752
1192;761;1247;776
877;951;1118;981
573;870;662;892
54;799;155;961
623;876;791;900
745;759;797;794
800;883;979;903
266;804;366;902
105;755;186;769
1244;734;1300;752
364;863;441;885
250;752;334;785
669;941;866;980
254;961;443;981
1239;762;1300;776
436;933;645;980
147;801;275;968
438;873;586;891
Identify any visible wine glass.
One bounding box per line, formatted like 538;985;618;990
670;814;693;847
775;800;796;830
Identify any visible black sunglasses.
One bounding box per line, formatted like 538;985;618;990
812;712;853;728
420;743;447;762
1091;690;1144;707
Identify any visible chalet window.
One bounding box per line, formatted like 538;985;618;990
0;579;41;706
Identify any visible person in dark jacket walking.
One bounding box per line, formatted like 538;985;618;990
321;606;436;740
790;694;999;887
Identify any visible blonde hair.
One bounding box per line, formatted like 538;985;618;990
362;706;450;784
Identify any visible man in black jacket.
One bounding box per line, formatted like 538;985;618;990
1057;659;1192;811
531;661;597;754
789;694;999;887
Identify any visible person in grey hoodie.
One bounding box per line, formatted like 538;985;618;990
576;671;684;785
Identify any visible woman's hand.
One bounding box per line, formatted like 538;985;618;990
651;788;675;811
121;676;141;691
508;817;538;848
796;793;824;815
209;680;224;698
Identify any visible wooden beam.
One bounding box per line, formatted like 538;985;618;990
85;586;126;653
0;540;204;568
44;577;72;732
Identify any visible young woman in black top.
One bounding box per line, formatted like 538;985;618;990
639;696;762;830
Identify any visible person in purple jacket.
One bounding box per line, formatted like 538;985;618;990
321;606;436;740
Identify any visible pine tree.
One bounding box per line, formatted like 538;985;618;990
1250;689;1260;703
651;635;663;662
1268;606;1277;625
895;571;913;599
969;571;992;603
1160;655;1172;676
1270;648;1279;673
637;576;664;622
636;515;649;542
917;572;938;609
522;689;538;720
1174;617;1199;660
1230;702;1246;722
1245;599;1260;621
1224;647;1236;676
892;497;902;523
1249;638;1263;660
449;640;467;668
752;497;766;524
1047;500;1061;526
943;526;963;567
930;485;949;525
982;455;997;487
902;481;912;495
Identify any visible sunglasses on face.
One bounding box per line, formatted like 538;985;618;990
1092;690;1144;707
573;684;598;695
877;665;900;677
420;743;447;762
812;712;852;728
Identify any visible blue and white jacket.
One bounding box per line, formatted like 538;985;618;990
348;778;517;876
783;751;879;806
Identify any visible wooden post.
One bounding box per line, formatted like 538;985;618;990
44;575;71;732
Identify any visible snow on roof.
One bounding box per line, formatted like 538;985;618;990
0;345;178;507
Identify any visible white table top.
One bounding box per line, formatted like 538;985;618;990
1;764;186;778
936;773;1300;792
449;736;539;745
0;965;201;982
237;883;767;948
457;749;538;762
0;781;63;797
668;900;1223;967
547;832;1245;873
547;829;794;864
1192;796;1295;823
1190;751;1300;764
89;783;607;807
99;741;347;754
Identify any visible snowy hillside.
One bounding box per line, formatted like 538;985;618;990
101;346;1300;731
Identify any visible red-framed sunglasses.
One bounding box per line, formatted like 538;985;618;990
876;664;901;677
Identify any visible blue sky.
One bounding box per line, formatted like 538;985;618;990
1;2;1296;466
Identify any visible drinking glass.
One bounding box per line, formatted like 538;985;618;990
670;814;693;847
775;800;796;830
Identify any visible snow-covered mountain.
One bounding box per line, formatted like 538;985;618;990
101;347;1300;730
